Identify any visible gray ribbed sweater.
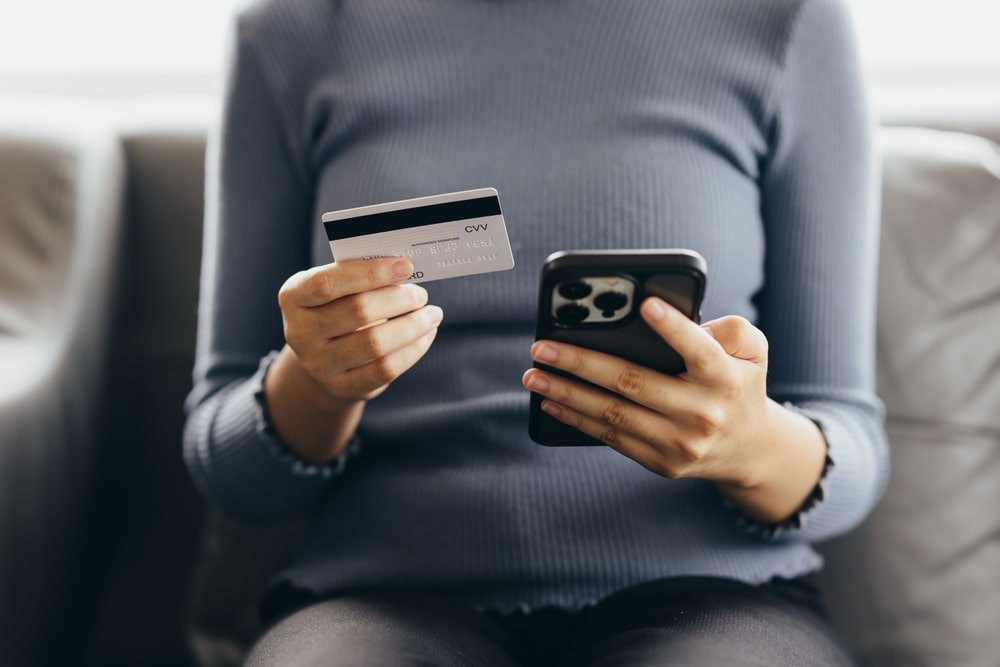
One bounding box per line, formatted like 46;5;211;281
184;0;889;612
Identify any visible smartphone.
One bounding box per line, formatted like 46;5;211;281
528;249;707;446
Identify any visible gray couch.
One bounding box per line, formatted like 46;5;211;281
1;95;998;667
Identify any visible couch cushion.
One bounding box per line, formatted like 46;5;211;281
0;110;123;394
0;138;75;343
875;128;1000;431
819;127;1000;667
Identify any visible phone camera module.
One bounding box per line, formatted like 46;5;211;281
557;281;593;300
550;275;636;325
555;303;590;324
593;291;628;318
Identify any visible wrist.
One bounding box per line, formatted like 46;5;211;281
263;346;366;463
717;398;828;524
272;345;358;413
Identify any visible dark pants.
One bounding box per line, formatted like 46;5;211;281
246;577;857;666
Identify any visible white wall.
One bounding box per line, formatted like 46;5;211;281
0;0;997;100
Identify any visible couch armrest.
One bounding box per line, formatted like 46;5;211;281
0;100;125;666
819;127;1000;667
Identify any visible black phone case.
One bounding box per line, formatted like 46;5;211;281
528;249;707;446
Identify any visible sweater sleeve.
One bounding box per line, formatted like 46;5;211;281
182;14;351;521
754;0;889;541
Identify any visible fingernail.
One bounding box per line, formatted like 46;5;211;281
642;297;667;321
524;372;550;392
411;285;429;304
541;401;563;418
532;342;559;364
392;260;413;279
425;305;444;325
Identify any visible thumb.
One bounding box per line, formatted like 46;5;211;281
700;316;768;368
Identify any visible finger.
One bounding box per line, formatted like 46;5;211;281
522;368;660;438
523;367;670;439
701;316;768;368
319;304;443;376
527;340;696;416
332;326;440;400
532;397;692;479
290;283;429;342
639;297;729;381
280;258;414;309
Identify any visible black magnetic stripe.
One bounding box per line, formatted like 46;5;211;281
325;195;501;241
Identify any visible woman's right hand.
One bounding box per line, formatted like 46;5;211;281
264;257;442;463
279;256;442;401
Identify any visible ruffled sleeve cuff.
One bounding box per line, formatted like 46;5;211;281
724;398;888;542
726;449;834;540
252;349;361;481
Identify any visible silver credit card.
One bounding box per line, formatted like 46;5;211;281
322;187;515;284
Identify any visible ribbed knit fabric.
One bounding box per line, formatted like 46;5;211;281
183;0;889;613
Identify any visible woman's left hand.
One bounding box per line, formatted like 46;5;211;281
522;297;825;520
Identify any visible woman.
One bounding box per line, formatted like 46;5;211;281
184;0;888;664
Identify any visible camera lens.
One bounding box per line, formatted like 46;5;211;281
555;303;590;324
558;281;592;300
593;291;628;317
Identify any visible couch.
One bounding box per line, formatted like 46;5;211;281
1;94;998;667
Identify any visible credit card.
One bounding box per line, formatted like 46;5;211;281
322;187;515;284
